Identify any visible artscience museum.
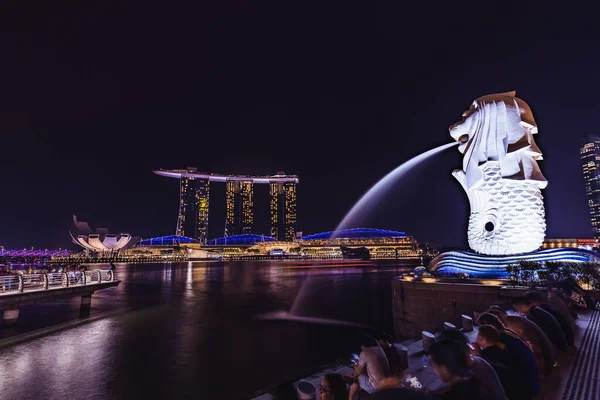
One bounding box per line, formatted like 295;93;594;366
69;215;138;255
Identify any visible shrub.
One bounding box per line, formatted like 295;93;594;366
505;260;600;290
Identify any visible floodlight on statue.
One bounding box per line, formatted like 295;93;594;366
449;91;547;255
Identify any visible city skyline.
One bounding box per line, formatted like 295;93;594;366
0;3;598;249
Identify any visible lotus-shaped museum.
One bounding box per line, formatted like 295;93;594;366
70;215;137;253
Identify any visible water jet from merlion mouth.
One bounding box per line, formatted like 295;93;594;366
332;141;459;238
255;141;458;327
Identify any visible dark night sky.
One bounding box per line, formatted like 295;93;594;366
1;2;598;249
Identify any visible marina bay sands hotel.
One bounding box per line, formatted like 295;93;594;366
154;168;298;243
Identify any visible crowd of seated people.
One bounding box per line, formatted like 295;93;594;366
316;288;580;400
471;290;577;400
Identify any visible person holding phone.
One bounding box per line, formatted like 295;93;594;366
348;335;390;399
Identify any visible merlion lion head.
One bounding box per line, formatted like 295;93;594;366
449;91;547;255
449;91;546;190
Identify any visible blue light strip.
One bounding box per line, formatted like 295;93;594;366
206;234;276;246
139;235;198;246
301;228;406;240
429;248;600;278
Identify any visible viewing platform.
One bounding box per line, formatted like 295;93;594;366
0;268;119;325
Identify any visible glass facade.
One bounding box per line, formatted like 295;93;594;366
226;180;254;236
176;177;210;243
270;181;297;241
581;136;600;239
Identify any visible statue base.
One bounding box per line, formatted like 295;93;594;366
428;248;600;279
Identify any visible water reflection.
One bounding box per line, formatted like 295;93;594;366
0;260;411;399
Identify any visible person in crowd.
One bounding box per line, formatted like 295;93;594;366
477;312;540;398
349;334;390;398
475;325;522;400
374;332;407;379
523;291;574;346
547;287;578;325
436;328;505;400
512;297;569;352
428;340;486;400
485;304;556;373
318;374;348;400
558;277;597;309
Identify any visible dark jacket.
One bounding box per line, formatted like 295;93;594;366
504;314;556;370
527;306;569;351
540;303;574;346
480;345;521;400
499;332;540;397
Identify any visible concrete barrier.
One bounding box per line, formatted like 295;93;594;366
443;321;456;330
422;331;435;353
462;314;473;331
296;380;316;400
396;344;409;370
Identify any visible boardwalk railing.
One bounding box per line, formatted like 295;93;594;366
0;269;115;295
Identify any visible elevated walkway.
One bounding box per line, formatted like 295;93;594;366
0;269;119;324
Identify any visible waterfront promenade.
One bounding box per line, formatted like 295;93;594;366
253;309;600;399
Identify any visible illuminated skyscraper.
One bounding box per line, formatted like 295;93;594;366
582;136;600;239
270;180;297;241
154;169;298;240
226;180;254;236
176;171;210;243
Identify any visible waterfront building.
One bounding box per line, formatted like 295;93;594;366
69;215;138;256
154;168;299;241
202;228;420;259
581;136;600;239
298;228;420;259
542;238;598;251
205;234;277;257
269;178;297;241
121;235;211;259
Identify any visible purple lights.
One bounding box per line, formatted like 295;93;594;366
0;249;73;257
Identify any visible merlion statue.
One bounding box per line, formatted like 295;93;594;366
449;91;547;255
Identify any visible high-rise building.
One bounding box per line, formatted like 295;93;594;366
270;180;297;241
176;173;211;243
226;180;254;236
154;169;298;240
582;136;600;239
